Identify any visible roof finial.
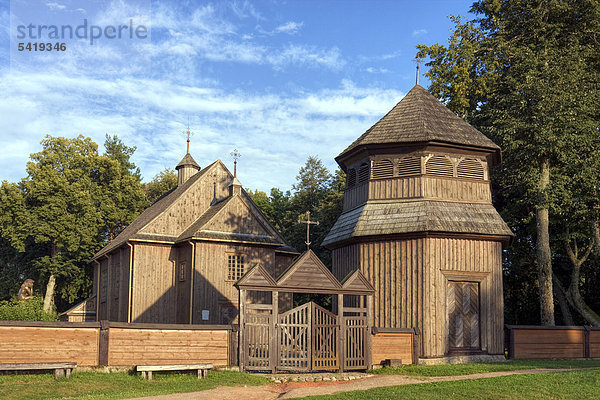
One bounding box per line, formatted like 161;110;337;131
412;57;423;86
298;211;319;250
230;148;241;178
182;119;194;154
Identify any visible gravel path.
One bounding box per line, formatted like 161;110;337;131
127;368;582;400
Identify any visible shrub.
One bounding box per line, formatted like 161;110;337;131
0;296;58;321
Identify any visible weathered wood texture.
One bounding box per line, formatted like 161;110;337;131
590;329;600;358
131;243;177;323
193;242;283;324
140;163;232;236
510;328;585;359
107;327;229;366
371;332;414;365
332;237;503;357
0;326;99;366
447;282;480;349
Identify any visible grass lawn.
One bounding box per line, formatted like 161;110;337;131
300;368;600;400
370;359;600;377
0;369;269;400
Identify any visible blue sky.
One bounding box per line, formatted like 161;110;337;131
0;0;473;193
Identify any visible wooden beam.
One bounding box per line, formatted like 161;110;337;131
338;293;344;373
98;320;109;366
270;291;278;373
239;289;246;372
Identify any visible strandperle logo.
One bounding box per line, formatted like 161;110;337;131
16;18;148;45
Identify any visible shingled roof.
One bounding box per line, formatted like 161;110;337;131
337;85;499;163
176;152;200;170
322;200;513;247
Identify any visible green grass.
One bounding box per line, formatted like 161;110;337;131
300;368;600;399
0;370;269;400
370;359;600;377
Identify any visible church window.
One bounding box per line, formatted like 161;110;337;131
425;155;454;177
227;254;245;281
371;159;394;179
358;163;370;183
100;270;107;303
179;261;186;282
347;168;357;188
397;157;421;176
457;158;485;180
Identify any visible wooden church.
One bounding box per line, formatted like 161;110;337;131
322;85;513;359
89;144;298;324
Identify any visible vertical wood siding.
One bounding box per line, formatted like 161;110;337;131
131;243;177;323
332;238;503;358
512;329;585;359
371;332;414;365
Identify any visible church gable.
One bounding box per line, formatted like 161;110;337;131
235;263;277;288
208;195;273;237
140;161;232;237
341;270;374;292
277;250;342;290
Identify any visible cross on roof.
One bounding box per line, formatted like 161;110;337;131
298;211;319;250
182;121;194;153
412;57;423;85
230;148;241;177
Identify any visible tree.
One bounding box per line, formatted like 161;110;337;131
417;0;600;325
144;168;178;204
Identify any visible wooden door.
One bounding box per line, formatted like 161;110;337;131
278;303;311;371
447;281;480;351
312;303;338;371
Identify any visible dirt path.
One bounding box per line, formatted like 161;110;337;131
128;368;582;400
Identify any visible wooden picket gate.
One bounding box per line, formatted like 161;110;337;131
242;301;367;372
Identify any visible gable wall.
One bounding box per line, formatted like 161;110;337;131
210;197;272;236
140;163;232;236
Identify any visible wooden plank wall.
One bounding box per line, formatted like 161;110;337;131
590;329;600;358
0;323;99;366
343;183;369;210
371;331;414;365
508;327;586;359
108;327;229;366
332;237;504;358
131;243;177;324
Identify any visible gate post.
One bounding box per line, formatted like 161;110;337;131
270;291;279;373
338;293;345;373
366;294;373;370
239;289;246;372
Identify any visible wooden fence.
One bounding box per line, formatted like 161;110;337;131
506;325;600;359
371;327;419;365
0;321;237;367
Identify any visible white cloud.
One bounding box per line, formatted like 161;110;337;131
275;21;303;34
267;44;345;70
366;67;389;74
412;28;428;37
46;2;66;11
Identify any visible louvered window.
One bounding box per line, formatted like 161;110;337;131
371;159;394;179
457;159;485;180
358;163;370;183
347;168;357;188
425;156;454;177
397;157;421;176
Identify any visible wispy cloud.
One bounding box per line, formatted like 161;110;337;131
46;2;66;11
412;28;427;37
366;67;389;74
275;21;303;34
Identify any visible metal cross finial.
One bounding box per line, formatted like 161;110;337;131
412;57;423;85
298;211;319;250
182;120;194;153
230;148;241;177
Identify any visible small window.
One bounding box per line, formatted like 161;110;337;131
397;157;421;176
371;159;394;179
358;163;370;183
347;168;357;188
179;261;186;282
227;254;245;281
425;155;454;177
457;158;485;180
113;266;120;299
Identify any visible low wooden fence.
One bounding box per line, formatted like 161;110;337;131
0;321;238;367
371;327;419;365
506;325;600;359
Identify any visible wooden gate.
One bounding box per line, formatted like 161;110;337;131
343;315;368;369
447;281;480;351
242;307;272;370
312;303;338;370
278;303;311;371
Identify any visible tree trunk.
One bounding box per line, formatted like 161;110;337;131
536;157;554;325
564;239;600;326
553;274;574;325
43;274;55;313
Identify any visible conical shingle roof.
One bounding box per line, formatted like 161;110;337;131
176;152;200;170
337;85;499;162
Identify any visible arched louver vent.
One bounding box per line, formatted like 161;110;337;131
425;156;454;177
457;159;485;180
397;157;421;177
358;163;370;183
371;159;394;179
347;168;357;188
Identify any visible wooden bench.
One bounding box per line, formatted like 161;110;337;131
0;362;77;378
137;363;213;380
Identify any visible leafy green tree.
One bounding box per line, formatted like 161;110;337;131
417;0;600;325
144;168;178;204
0;297;58;321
